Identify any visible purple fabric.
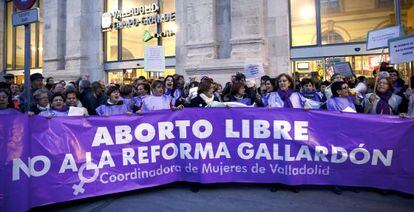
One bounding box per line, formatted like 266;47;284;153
376;90;393;115
326;96;356;111
1;108;414;211
39;108;69;117
277;89;293;108
0;108;21;115
95;103;130;116
141;95;172;112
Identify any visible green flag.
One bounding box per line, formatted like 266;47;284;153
143;30;154;42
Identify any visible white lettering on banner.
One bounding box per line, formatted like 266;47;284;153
91;119;309;147
59;154;78;173
224;119;309;141
12;156;51;181
10;142;395;181
236;143;393;166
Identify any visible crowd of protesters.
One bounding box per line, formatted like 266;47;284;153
0;64;413;117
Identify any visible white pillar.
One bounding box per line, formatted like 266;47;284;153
265;0;291;76
230;0;266;61
42;0;66;78
63;0;103;81
183;0;217;62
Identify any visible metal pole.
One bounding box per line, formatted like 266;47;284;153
24;24;31;112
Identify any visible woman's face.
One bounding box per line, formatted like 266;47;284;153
207;83;215;96
0;92;8;107
389;72;398;83
303;83;313;92
337;84;349;97
51;96;64;109
66;93;78;107
377;79;390;93
217;85;223;94
165;77;174;89
153;84;164;96
38;93;49;107
137;85;148;96
53;84;64;94
320;85;327;92
238;86;246;96
109;90;121;103
278;76;291;91
265;80;274;92
10;84;20;94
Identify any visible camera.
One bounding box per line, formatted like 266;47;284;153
354;48;361;52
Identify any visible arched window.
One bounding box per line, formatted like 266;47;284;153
321;31;344;44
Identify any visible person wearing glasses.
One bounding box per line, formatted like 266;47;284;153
39;93;69;117
139;80;184;113
28;88;51;115
364;78;402;115
326;81;361;112
266;73;304;108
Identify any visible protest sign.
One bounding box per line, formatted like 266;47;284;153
389;35;414;64
244;63;265;79
144;46;165;72
333;62;354;77
367;25;401;50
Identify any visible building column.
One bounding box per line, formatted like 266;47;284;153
230;0;267;63
265;0;291;76
63;0;103;81
183;0;217;62
42;0;66;78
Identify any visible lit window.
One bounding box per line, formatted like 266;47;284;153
290;0;317;46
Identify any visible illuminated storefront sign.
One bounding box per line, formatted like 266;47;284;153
102;3;176;36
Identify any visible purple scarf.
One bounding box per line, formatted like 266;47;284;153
376;90;392;114
278;89;293;108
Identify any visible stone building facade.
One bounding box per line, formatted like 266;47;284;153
2;0;412;84
176;0;290;83
1;0;291;84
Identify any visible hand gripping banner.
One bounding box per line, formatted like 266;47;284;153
1;108;414;211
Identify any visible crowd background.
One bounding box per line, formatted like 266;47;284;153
0;62;413;117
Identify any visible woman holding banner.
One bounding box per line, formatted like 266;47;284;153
95;86;131;116
39;93;69;117
189;77;219;107
266;74;304;109
0;89;20;115
261;78;276;107
139;80;184;112
299;78;323;109
224;82;254;106
326;81;361;113
364;78;402;115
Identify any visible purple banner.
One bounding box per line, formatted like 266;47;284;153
1;108;414;211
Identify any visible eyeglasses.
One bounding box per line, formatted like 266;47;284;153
341;86;349;90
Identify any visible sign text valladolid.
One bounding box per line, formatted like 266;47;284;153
101;3;176;40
